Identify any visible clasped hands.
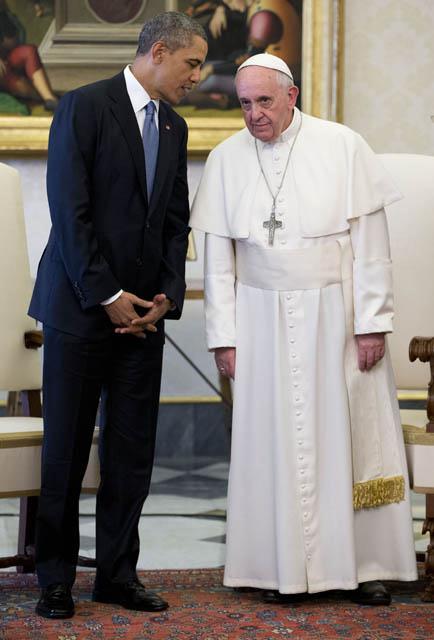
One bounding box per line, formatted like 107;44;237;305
103;291;171;338
215;333;385;378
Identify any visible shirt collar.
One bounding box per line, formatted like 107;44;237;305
123;65;160;116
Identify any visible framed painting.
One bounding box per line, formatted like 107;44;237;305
0;0;344;154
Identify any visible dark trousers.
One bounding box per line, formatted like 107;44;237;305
36;326;163;588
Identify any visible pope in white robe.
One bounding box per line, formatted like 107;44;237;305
190;53;417;604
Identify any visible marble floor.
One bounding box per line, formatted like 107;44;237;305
0;407;430;571
0;459;429;573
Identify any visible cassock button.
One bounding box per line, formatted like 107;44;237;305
296;426;302;431
298;455;304;461
289;324;295;329
288;310;294;315
136;258;143;267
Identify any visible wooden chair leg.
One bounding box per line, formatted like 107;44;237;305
21;389;42;418
409;336;434;601
17;496;38;573
6;391;20;416
421;495;434;601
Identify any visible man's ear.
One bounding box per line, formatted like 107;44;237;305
150;41;168;64
288;85;299;107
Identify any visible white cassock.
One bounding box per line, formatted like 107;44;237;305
190;107;417;593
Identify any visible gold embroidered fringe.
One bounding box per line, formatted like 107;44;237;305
353;475;405;510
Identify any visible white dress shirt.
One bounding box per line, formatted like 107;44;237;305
101;65;160;306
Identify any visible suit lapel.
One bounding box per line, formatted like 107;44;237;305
108;73;148;206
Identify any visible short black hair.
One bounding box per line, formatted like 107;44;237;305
136;11;207;56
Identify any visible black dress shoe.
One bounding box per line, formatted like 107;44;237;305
35;583;75;619
262;589;305;604
92;579;168;612
350;580;391;606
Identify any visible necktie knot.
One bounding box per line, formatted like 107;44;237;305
145;101;155;117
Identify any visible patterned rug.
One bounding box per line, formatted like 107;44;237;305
0;568;433;639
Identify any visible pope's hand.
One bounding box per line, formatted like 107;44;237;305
215;347;236;380
356;333;385;371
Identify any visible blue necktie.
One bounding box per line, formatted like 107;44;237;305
142;101;159;200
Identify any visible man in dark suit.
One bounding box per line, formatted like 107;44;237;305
29;12;207;619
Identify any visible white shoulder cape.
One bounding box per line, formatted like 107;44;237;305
190;109;402;238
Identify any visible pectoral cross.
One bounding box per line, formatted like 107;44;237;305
263;204;282;246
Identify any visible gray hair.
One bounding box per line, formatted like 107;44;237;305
276;70;294;89
136;11;207;56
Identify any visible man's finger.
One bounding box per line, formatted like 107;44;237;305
365;349;375;371
131;313;158;327
144;323;158;333
115;321;157;334
115;325;144;335
153;293;167;304
358;349;367;371
129;294;154;309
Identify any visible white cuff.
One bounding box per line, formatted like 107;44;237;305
100;289;123;306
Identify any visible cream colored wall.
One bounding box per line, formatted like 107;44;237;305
343;0;434;153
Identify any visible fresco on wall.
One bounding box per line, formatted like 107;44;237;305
85;0;146;24
0;0;302;118
179;0;302;113
0;0;55;114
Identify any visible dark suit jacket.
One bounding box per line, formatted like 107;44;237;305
29;71;190;342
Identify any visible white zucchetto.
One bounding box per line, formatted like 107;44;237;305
237;53;294;81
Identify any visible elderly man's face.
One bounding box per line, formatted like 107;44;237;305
236;67;299;142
